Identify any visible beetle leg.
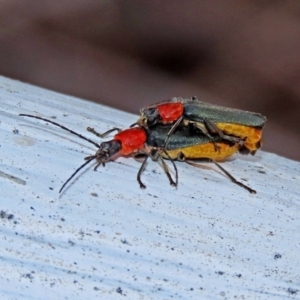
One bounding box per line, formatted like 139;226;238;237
180;153;256;194
136;154;148;189
163;116;184;149
133;148;178;188
203;119;242;144
87;127;122;138
132;149;175;188
210;141;221;152
150;149;178;187
182;120;222;153
209;159;256;194
162;149;178;187
93;161;105;171
187;119;242;150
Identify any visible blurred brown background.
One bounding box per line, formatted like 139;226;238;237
1;1;300;160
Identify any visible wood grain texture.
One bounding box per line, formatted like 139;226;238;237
1;76;300;299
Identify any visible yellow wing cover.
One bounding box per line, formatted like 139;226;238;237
162;142;240;161
216;123;263;152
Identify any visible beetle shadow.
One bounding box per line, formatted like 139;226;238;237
185;159;239;181
185;159;218;172
58;159;98;197
237;152;263;163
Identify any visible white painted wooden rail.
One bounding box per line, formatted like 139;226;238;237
1;76;300;299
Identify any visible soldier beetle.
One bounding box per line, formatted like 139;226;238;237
19;114;177;192
19;114;256;193
134;96;267;155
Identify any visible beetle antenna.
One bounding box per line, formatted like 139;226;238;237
59;156;97;193
19;114;100;148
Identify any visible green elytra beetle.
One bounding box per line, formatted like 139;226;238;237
134;96;267;155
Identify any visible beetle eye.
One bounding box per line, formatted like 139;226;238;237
143;108;160;126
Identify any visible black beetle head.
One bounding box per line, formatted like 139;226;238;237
95;140;122;163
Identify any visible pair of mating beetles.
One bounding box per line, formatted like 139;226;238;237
20;96;266;193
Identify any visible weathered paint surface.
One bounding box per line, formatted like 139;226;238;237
1;76;300;300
